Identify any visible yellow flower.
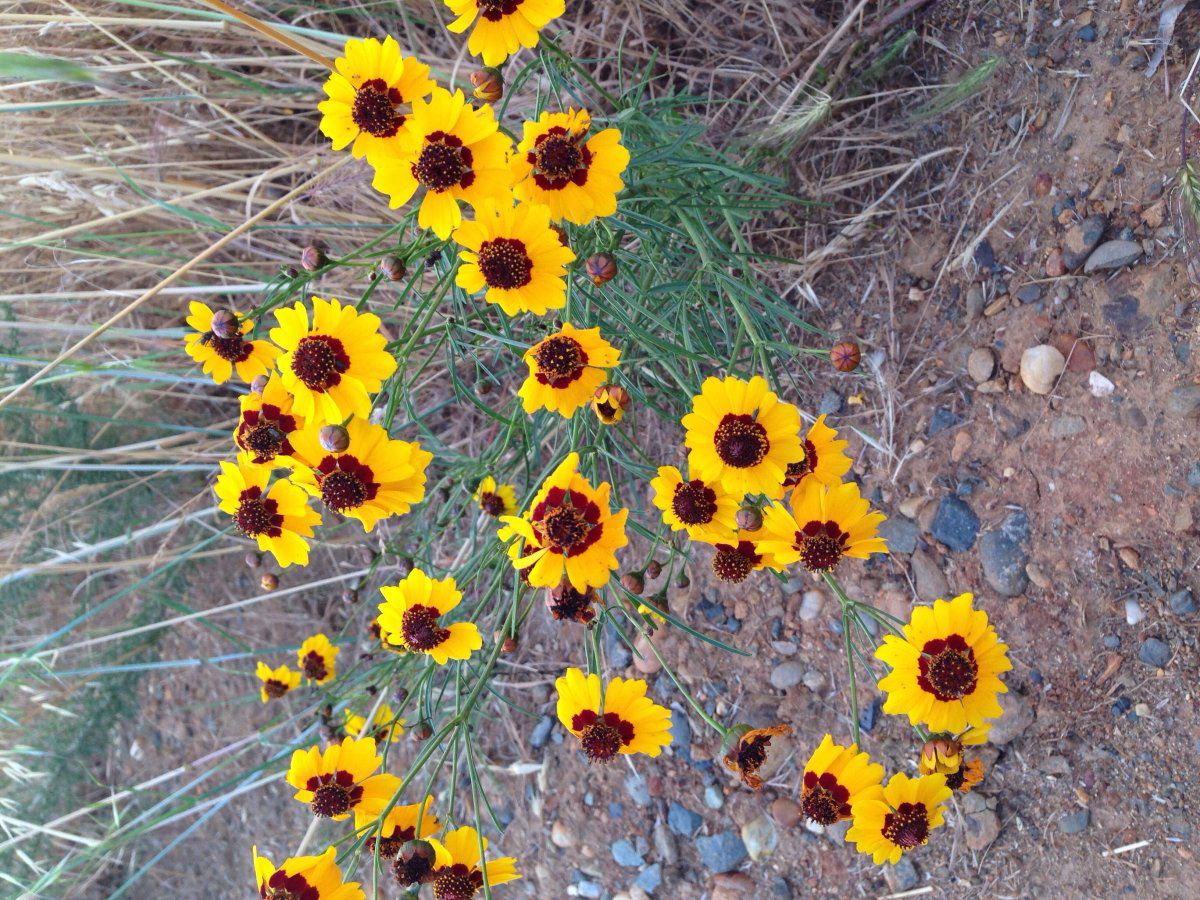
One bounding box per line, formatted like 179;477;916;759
253;845;363;900
782;414;852;494
682;375;803;499
454;200;576;316
474;475;517;517
511;109;630;225
800;734;885;827
344;703;405;743
214;452;321;568
875;592;1012;734
650;465;739;544
637;599;666;625
426;826;521;897
270;296;397;426
318;36;435;164
846;772;953;865
591;384;629;424
234;373;302;467
256;661;301;703
722;724;791;790
355;795;440;859
371;88;513;239
499;452;628;591
518;323;620;418
289;416;431;533
297;633;339;684
918;735;986;794
444;0;565;66
286;736;401;821
555;667;672;763
758;478;887;573
184;301;277;385
376;569;483;665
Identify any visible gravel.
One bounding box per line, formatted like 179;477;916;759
878;516;919;555
694;830;748;873
979;508;1031;597
1083;240;1142;273
1138;637;1170;669
667;801;702;836
1168;589;1197;617
930;495;980;551
769;661;805;690
1059;809;1091;834
612;838;645;868
634;863;662;894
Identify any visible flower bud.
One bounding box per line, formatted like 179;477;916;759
645;560;662;579
592;384;630;425
585;253;617;286
285;266;299;279
392;839;436;886
318;424;350;453
502;636;518;654
621;572;645;595
470;67;504;103
300;245;326;271
411;720;433;741
244;551;261;569
676;572;690;589
209;308;239;339
736;506;763;531
260;572;278;591
380;255;407;282
342;588;359;604
830;340;861;372
250;374;269;395
394;685;409;705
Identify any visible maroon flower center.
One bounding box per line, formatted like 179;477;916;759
713;414;769;468
479;491;506;517
366;831;409;859
431;864;484;900
263;679;289;699
477;237;533;289
300;651;328;682
802;770;852;825
784;439;819;486
412;132;474;191
235;488;282;538
206;333;253;364
477;0;522;22
401;604;451;651
531;487;604;557
304;769;362;818
533;335;586;387
572;709;634;763
672;479;718;525
882;801;930;849
239;415;292;463
546;583;596;623
735;734;771;775
918;634;979;701
317;454;378;512
291;335;349;392
711;541;760;583
392;849;435;887
264;870;319;900
529;127;592;190
541;506;590;549
795;520;849;572
352;78;404;138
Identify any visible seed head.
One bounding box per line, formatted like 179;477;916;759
736;506;763;531
621;572;645;595
300;245;326;272
260;572;278;591
319;424;350;453
380;255;407;282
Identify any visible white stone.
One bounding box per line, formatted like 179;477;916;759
1019;344;1067;395
1088;370;1115;398
1124;598;1145;626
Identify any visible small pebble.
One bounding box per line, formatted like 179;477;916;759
1088;371;1115;397
1124;598;1145;626
1138;637;1170;669
704;784;725;810
1168;589;1197;617
798;590;823;621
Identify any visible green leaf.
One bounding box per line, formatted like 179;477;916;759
0;52;97;84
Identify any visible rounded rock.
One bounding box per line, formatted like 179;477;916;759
968;347;997;383
1020;344;1067;395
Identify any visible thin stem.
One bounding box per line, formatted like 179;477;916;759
195;0;335;70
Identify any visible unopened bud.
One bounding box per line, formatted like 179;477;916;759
250;374;269;395
592;384;630;425
475;379;493;397
736;506;763;531
244;551;261;569
380;255;407;281
260;572;278;591
392;839;436;886
342;588;359;603
300;245;326;272
412;720;433;741
470;67;503;103
285;266;299;279
645;560;662;579
585;253;617;286
209;308;239;339
676;572;690;589
394;686;409;705
621;572;645;595
318;424;350;453
830;340;861;372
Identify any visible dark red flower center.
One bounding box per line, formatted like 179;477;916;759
479;491;506;517
533;335;587;387
352;78;405;138
263;679;290;699
529;126;592;190
546;583;596;623
237;405;297;464
711;541;761;583
401;604;451;651
477;0;522;22
263;869;319;900
412;131;474;191
300;651;328;682
203;332;253;364
784;439;818;486
366;831;409;859
235;487;283;538
672;479;718;525
572;709;635;763
713;414;770;468
531;487;603;556
918;634;979;701
802;770;852;825
291;335;349;392
477;237;533;289
392;846;435;887
317;454;378;512
795;520;849;572
882;801;930;849
735;734;771;776
304;769;362;818
431;863;484;900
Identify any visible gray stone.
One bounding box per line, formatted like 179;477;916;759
529;715;554;749
603;623;633;668
770;661;805;690
884;857;919;892
1102;295;1150;336
802;670;826;692
817;389;843;416
989;690;1035;745
741;816;779;861
1020;344;1066;394
930;496;980;551
979;508;1032;597
1059;809;1091;834
1049;415;1086;438
612;838;645;867
703;784;725;810
968;347;997;383
878;516;919;555
964;808;1001;850
695;830;748;873
634;863;662;894
798;590;823;621
928;406;964;436
1138;637;1171;669
625;774;652;807
576;880;602;898
1169;589;1197;617
966;286;985;318
1063;214;1107;269
667;801;702;836
1016;284;1041;304
1188;462;1200;488
669;706;692;757
1085;240;1142;273
1166;384;1200;420
911;549;949;600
